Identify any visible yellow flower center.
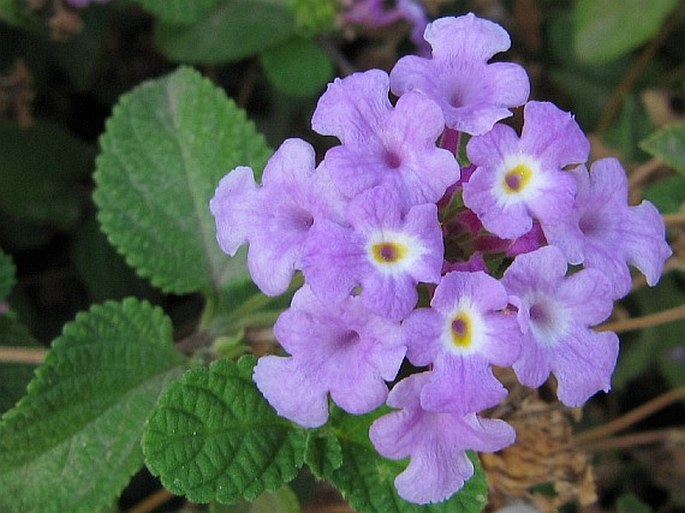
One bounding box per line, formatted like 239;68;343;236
503;163;533;193
450;312;472;348
371;242;408;264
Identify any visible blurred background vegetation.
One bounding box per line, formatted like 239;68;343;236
0;1;684;512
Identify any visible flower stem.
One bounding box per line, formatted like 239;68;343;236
597;304;685;333
128;488;174;513
663;211;685;226
575;385;685;444
0;346;47;364
580;427;685;452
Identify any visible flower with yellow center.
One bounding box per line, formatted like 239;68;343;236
463;101;590;239
503;163;533;194
371;241;408;264
403;271;522;414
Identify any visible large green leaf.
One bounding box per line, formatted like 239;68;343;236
323;407;489;513
72;218;160;303
137;0;224;24
0;120;93;230
142;356;307;504
640;122;685;174
94;66;271;295
260;37;334;97
153;0;297;65
573;0;680;63
0;299;187;513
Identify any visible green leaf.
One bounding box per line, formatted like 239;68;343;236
72;218;160;302
640;122;685;174
211;486;301;513
0;249;16;301
604;94;654;162
304;430;343;480
290;0;339;35
260;37;334;97
54;5;111;91
617;493;653;513
326;408;489;513
94;66;271;295
142;356;307;504
0;299;186;513
136;0;224;24
154;0;297;65
643;175;685;213
573;0;680;63
0;120;93;230
0;316;40;414
0;0;45;33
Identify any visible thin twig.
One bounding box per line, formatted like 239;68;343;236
318;36;356;77
597;304;685;333
0;346;47;365
575;385;685;444
663;211;685;225
128;488;174;513
628;158;663;189
581;427;685;452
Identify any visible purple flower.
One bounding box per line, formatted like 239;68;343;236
543;158;672;299
210;138;345;296
303;186;443;321
311;69;459;206
403;271;521;414
463;101;590;239
341;0;430;54
253;285;406;428
390;13;530;136
501;246;620;407
369;372;516;504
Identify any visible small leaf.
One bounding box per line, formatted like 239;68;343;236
640;122;685;174
94;66;271;295
154;0;297;65
0;0;45;32
604;94;654;162
0;249;16;301
327;408;489;513
260;37;334;97
0;120;93;230
573;0;680;63
290;0;339;35
212;486;301;513
142;356;307;504
0;299;186;513
304;430;343;480
617;493;653;513
54;6;111;91
643;175;685;213
136;0;224;24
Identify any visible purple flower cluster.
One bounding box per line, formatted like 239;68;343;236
210;13;672;505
